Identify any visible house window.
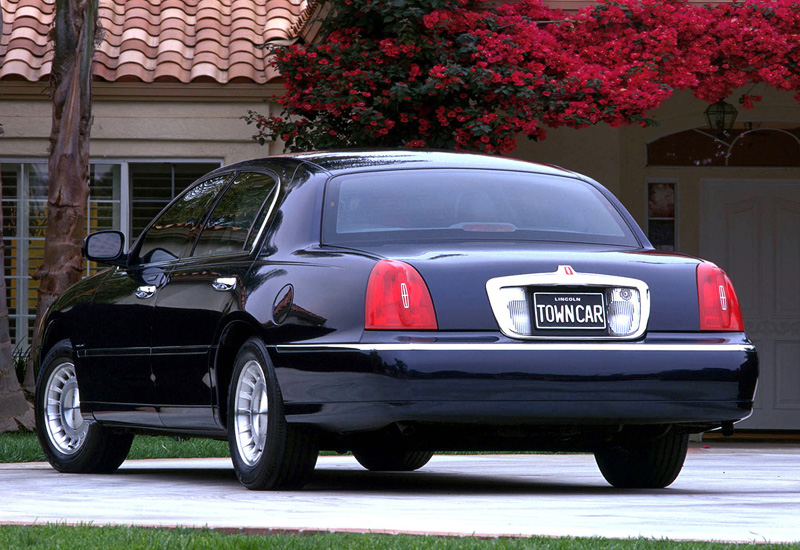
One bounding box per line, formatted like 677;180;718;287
647;180;677;252
129;162;220;240
1;159;221;348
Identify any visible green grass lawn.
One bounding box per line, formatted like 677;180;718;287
0;432;229;463
0;526;797;550
0;433;495;463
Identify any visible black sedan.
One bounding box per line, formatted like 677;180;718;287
33;150;758;490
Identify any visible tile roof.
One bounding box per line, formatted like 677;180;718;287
0;0;311;83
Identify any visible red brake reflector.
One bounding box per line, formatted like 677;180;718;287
697;263;744;331
365;260;437;330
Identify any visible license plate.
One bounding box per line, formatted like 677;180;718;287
533;292;606;330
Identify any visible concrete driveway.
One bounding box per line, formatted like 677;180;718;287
2;443;799;543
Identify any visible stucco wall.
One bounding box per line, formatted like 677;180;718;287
514;124;622;197
0;83;281;163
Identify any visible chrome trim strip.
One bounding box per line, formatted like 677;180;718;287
78;345;210;357
151;346;210;356
78;347;150;358
277;343;755;353
246;179;281;254
485;267;651;340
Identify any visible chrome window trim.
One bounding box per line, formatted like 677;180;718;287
245;178;281;254
485;267;651;341
276;343;754;353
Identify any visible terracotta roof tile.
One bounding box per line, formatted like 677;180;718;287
15;0;53;13
265;0;309;42
6;28;48;52
1;0;309;83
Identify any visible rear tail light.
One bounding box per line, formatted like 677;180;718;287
365;260;438;330
697;263;744;331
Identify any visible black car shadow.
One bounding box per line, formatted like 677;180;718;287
304;468;706;496
111;463;701;496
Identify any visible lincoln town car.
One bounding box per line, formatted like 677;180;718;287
34;151;758;490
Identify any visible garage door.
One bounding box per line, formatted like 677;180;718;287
701;180;800;430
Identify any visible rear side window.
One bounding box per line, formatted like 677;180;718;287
192;172;278;257
322;169;638;246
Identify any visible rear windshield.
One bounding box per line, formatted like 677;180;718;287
322;169;638;247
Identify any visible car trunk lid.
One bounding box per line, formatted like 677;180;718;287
352;242;702;333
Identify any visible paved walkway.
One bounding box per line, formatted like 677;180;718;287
2;443;799;543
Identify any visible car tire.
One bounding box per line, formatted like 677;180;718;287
35;340;133;474
594;427;689;488
353;448;434;472
227;337;318;490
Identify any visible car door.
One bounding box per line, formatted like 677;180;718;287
151;171;280;429
78;265;166;426
79;173;231;426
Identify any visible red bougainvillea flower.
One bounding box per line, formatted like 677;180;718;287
244;0;800;154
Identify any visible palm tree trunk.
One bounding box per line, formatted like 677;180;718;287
24;0;99;392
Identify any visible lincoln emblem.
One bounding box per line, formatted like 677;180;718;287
400;282;410;308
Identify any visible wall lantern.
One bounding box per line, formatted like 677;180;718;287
704;100;738;135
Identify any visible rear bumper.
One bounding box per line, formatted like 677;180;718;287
272;332;758;432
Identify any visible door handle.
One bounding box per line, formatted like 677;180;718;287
135;285;156;299
212;277;237;291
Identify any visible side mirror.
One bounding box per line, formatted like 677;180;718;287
82;230;127;266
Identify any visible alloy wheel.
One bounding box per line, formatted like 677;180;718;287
233;359;269;466
44;361;88;455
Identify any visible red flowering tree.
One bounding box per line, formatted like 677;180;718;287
245;0;800;154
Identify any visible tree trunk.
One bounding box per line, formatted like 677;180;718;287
24;0;99;392
0;126;37;432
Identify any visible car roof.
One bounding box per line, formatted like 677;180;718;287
216;150;584;180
